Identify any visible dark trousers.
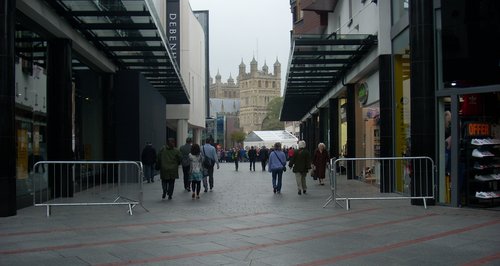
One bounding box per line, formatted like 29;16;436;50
234;160;239;171
249;159;256;171
191;181;201;195
182;165;191;190
261;160;267;171
271;169;284;192
161;179;175;197
144;164;155;182
203;166;214;190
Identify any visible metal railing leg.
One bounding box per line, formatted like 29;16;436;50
323;195;333;208
423;198;427;209
346;199;350;211
46;205;51;217
128;204;133;215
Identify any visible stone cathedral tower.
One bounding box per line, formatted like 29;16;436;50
238;57;281;133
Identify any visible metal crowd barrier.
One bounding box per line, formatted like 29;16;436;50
323;157;435;210
33;161;145;216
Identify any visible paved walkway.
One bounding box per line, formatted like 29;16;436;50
1;162;499;265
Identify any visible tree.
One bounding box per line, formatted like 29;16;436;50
261;97;284;130
230;131;246;146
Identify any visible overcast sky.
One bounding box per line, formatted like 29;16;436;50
188;0;292;94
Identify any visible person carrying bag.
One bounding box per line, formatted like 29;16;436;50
268;142;287;194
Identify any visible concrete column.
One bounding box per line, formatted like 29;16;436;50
193;128;202;145
176;119;188;148
318;108;327;144
346;84;356;179
410;0;435;205
379;55;394;192
328;98;339;158
102;73;115;160
47;38;73;198
312;113;319;151
0;0;16;216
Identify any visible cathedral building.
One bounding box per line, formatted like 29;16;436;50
209;70;239;99
238;57;281;133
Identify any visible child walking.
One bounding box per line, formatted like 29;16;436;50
189;144;204;199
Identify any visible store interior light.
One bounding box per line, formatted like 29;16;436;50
451;82;457;86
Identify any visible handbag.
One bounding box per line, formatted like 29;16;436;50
310;169;317;180
310;164;317;180
202;146;215;168
273;152;286;172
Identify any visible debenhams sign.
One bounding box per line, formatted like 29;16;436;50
167;0;180;65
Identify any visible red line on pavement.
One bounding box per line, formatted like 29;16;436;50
461;251;500;266
93;213;436;266
0;208;380;255
0;212;270;237
297;219;500;266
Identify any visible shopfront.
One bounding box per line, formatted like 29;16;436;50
1;0;190;216
435;0;500;207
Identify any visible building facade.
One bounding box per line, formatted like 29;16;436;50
164;0;208;148
0;0;207;216
209;71;239;99
281;0;500;208
208;98;241;148
239;58;281;133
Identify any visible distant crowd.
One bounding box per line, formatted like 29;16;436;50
216;146;298;163
141;137;331;200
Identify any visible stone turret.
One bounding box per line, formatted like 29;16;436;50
273;57;281;77
215;69;222;84
262;60;268;74
227;73;235;85
239;59;246;77
250;56;258;75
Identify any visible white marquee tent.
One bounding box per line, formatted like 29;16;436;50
243;130;298;149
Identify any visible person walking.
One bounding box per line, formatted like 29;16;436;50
233;147;240;171
287;146;295;161
202;138;219;192
141;142;157;183
248;146;257;171
312;142;330;185
189;143;203;199
259;146;269;171
179;137;193;192
288;140;311;195
268;142;287;194
156;138;181;200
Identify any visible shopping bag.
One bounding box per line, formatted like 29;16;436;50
310;169;317;180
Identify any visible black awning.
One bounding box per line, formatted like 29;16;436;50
280;34;377;121
45;0;189;104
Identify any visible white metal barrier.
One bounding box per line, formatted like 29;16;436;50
33;161;145;216
324;157;435;210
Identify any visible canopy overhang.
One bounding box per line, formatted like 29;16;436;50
18;0;189;104
301;0;339;12
280;34;377;121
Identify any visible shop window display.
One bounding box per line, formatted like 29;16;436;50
459;93;500;207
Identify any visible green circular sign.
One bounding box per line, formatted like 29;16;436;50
358;83;368;105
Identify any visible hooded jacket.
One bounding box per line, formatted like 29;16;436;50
156;145;181;180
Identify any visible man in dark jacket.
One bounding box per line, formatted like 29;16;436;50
141;142;157;183
179;137;193;191
288;140;311;195
248;146;257;171
258;146;269;171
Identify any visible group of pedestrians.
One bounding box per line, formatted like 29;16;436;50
267;140;330;195
142;137;219;201
143;138;330;200
246;146;270;171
